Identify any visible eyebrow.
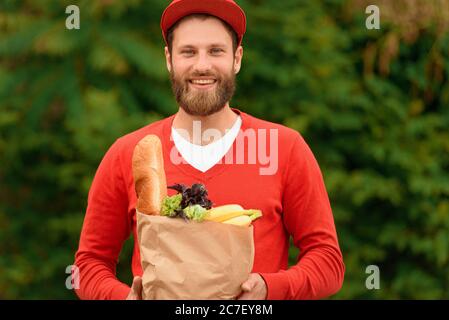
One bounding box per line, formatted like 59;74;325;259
177;43;228;50
208;43;227;48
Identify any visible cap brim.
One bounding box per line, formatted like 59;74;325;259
161;0;246;46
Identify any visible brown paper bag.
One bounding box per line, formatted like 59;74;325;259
136;212;254;300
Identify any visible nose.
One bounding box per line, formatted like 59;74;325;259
192;51;212;73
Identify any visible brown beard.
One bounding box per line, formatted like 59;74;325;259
170;66;236;116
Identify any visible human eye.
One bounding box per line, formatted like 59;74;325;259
181;49;195;56
210;48;224;55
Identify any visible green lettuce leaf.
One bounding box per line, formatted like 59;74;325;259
161;194;182;217
183;204;207;222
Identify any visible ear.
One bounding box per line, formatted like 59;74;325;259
164;46;172;73
233;46;243;74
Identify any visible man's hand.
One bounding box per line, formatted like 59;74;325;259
126;276;143;300
237;273;267;300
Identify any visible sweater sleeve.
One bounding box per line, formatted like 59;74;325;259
74;139;132;300
259;133;345;300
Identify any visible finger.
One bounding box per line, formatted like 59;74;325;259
134;276;142;291
237;292;251;300
127;289;137;300
131;276;143;298
241;278;256;292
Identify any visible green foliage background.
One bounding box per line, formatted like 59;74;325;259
1;0;448;299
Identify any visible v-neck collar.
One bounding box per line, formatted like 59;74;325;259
162;108;251;182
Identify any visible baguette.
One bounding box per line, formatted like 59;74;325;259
132;135;167;215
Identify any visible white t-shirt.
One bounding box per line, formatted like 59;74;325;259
171;116;242;172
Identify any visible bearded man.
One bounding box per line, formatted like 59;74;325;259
74;0;345;300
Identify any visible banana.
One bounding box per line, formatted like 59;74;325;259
204;204;244;222
205;205;263;226
222;215;252;227
248;210;262;221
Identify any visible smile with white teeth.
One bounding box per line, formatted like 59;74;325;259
190;79;216;84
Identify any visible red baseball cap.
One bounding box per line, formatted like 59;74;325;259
161;0;247;46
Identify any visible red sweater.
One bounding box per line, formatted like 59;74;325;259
74;108;345;300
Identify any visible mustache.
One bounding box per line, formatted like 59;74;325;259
181;71;220;80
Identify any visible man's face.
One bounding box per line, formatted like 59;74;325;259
165;17;243;116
